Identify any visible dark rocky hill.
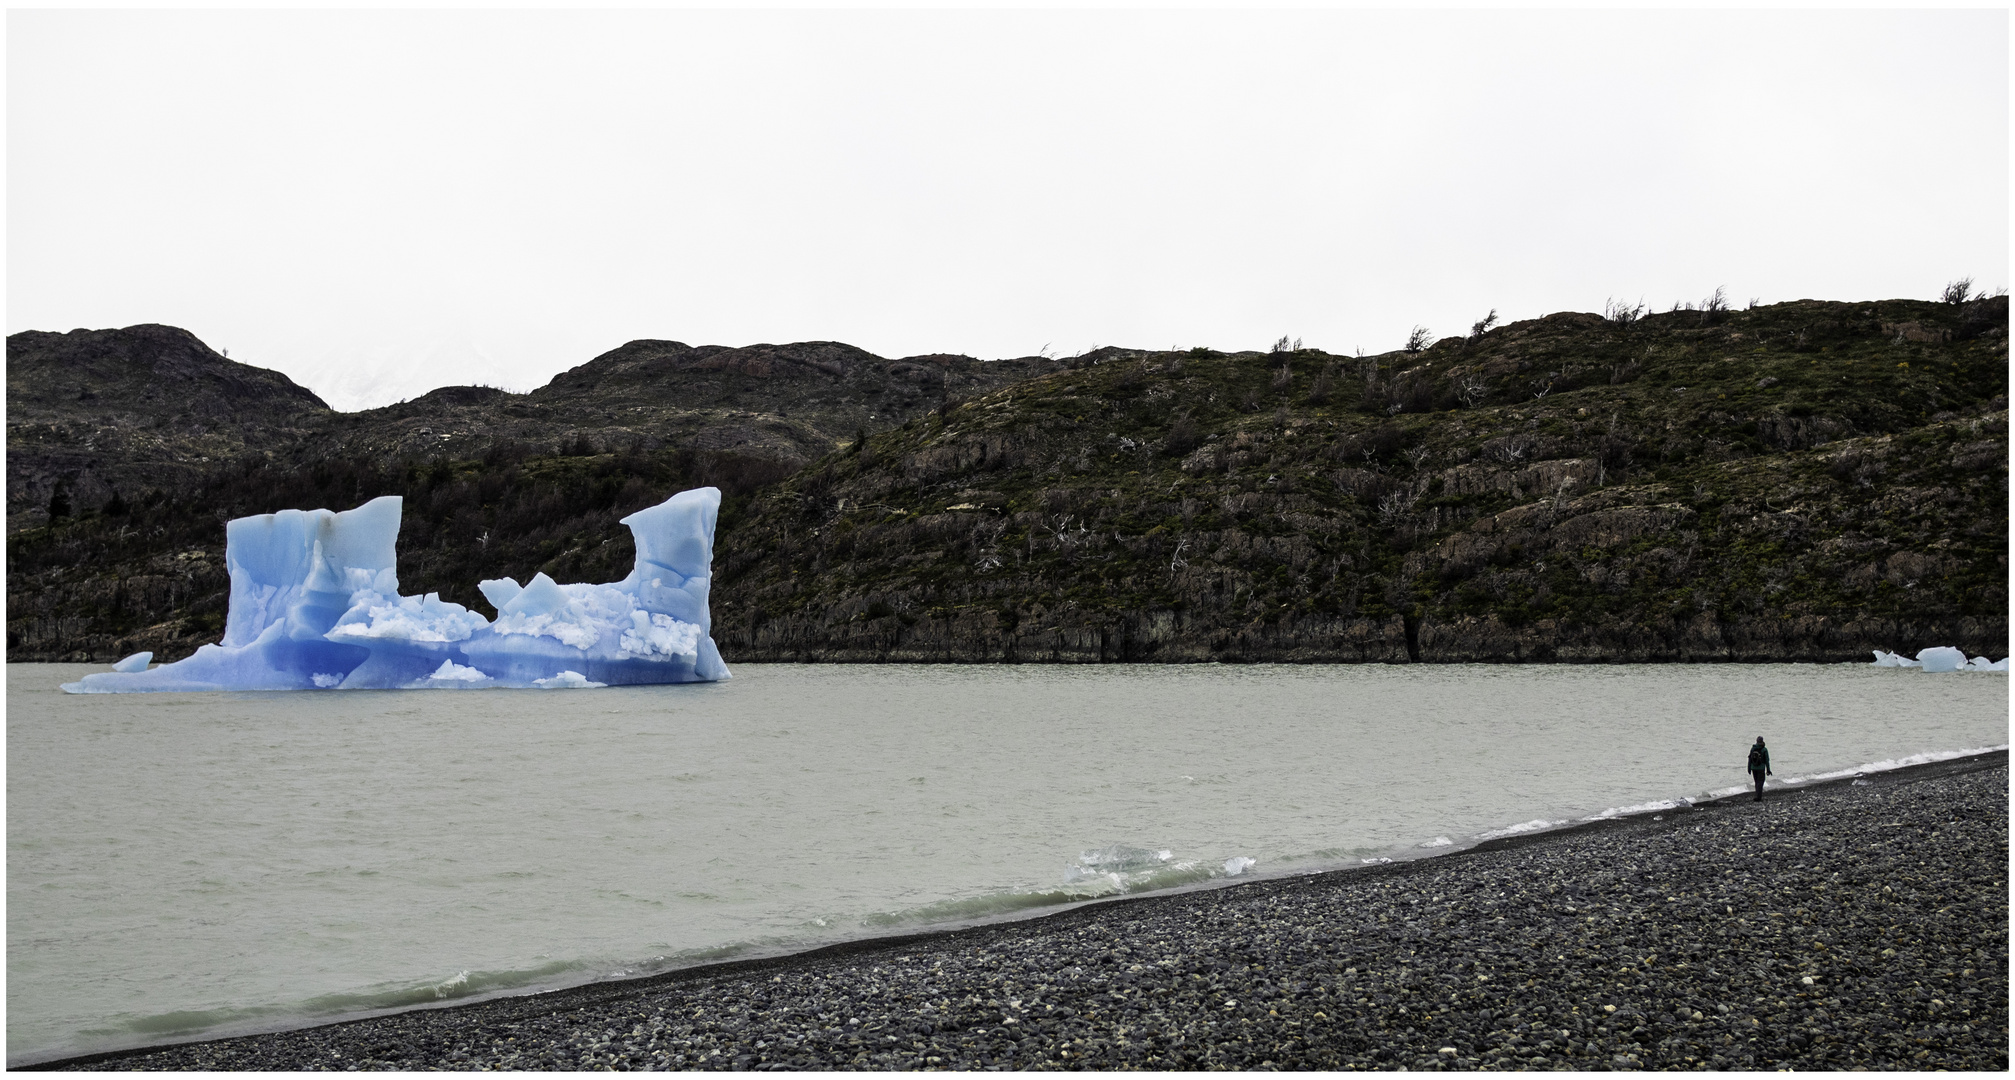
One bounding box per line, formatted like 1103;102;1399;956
5;327;1054;659
306;341;1058;480
7;328;1056;532
709;296;2008;664
8;297;2006;665
7;325;331;529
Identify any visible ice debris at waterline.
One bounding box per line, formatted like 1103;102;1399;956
62;488;730;693
1059;845;1257;894
1870;647;2008;672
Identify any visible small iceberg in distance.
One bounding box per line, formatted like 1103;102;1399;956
1871;647;2006;672
62;487;730;693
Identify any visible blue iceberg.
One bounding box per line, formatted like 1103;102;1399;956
1870;647;2008;672
63;487;730;693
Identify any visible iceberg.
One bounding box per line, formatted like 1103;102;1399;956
1914;646;1967;673
1870;647;2006;672
62;488;730;693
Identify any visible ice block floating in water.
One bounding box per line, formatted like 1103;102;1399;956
1870;647;2007;672
63;487;730;692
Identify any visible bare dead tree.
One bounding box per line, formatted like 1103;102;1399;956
1377;488;1419;525
1698;285;1729;326
1457;372;1489;408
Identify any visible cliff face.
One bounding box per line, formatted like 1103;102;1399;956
8;298;2006;665
710;298;2008;664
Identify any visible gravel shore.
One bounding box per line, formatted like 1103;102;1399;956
42;752;2008;1071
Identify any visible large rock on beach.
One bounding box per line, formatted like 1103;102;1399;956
40;754;2008;1071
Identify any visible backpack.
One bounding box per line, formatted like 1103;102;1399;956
1747;746;1766;771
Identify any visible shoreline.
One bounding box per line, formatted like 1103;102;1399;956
28;747;2008;1071
18;652;2015;672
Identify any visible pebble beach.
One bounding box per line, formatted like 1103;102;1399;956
38;751;2007;1072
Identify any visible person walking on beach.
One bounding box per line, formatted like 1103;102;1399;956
1747;737;1772;801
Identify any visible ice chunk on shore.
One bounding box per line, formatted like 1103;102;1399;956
62;487;730;693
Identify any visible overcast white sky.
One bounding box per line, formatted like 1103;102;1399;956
9;8;2008;412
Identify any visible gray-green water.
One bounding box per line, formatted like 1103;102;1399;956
8;661;2006;1064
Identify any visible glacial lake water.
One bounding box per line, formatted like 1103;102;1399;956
8;661;2008;1064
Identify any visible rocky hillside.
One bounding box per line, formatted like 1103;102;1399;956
8;297;2006;664
306;341;1059;488
7;325;332;529
7;327;1056;533
709;296;2008;663
6;328;1054;660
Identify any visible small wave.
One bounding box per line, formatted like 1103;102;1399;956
859;870;1214;929
1417;836;1454;848
658;941;766;966
1777;744;2009;787
1582;744;2010;820
858;844;1263;931
87;957;592;1053
1585;797;1693;820
1474;818;1569;841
